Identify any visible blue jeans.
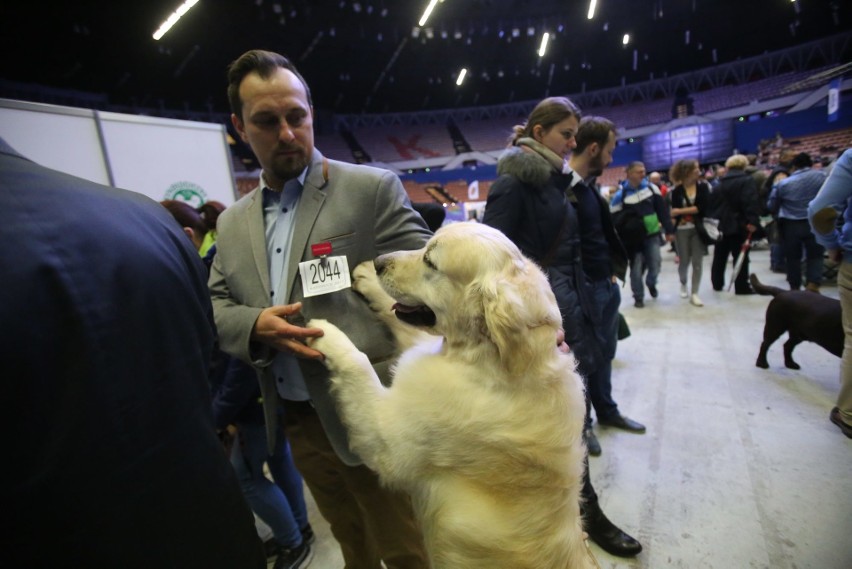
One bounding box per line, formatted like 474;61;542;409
231;421;308;548
585;278;621;426
630;235;662;301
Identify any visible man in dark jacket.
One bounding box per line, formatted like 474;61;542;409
0;136;265;569
610;161;676;307
710;154;761;294
568;118;644;440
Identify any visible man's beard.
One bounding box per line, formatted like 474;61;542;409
270;146;311;181
588;152;608;178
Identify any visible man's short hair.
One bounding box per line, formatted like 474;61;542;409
626;161;645;172
226;49;313;119
574;116;616;154
791;152;813;169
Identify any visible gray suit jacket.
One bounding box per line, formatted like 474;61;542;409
209;149;431;465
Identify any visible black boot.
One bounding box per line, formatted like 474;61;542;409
582;500;643;557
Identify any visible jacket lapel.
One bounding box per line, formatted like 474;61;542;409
246;188;272;301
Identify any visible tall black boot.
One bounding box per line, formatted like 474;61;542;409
581;499;643;557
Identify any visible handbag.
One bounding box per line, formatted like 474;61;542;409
701;217;722;242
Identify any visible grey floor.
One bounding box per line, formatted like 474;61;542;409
266;245;852;569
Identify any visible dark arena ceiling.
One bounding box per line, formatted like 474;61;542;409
0;1;848;117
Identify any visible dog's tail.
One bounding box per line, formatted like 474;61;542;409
749;273;785;296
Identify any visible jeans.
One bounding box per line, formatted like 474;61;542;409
675;227;706;294
779;218;825;289
231;421;308;548
629;235;662;301
585;278;621;425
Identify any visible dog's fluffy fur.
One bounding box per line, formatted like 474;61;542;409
308;222;595;569
751;273;843;369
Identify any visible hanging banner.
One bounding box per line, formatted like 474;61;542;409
827;78;841;123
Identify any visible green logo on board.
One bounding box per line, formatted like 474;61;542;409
164;181;208;207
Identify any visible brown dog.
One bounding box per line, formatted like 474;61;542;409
751;273;843;369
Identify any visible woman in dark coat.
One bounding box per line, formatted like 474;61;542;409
710;154;761;294
482;97;642;558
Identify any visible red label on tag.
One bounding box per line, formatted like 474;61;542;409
311;242;333;257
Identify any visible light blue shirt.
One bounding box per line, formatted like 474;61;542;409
808;149;852;264
261;169;312;401
768;167;826;220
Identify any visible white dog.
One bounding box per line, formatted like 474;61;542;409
308;222;597;569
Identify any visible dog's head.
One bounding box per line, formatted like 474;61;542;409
376;222;561;373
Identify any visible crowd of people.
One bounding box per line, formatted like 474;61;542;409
5;44;849;569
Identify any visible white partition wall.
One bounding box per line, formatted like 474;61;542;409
0;100;111;184
98;111;236;206
0;98;237;205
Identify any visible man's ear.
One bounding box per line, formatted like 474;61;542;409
231;113;248;143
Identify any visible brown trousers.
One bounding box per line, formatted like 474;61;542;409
282;400;429;569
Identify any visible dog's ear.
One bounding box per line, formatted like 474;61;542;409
479;259;560;375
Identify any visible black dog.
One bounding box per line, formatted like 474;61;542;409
751;274;843;369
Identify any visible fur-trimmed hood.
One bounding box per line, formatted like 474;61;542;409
496;145;558;188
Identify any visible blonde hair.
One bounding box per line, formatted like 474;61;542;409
725;154;749;170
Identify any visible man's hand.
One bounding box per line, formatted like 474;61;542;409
664;233;676;243
251;302;325;360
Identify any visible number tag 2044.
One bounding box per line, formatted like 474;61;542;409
298;255;351;298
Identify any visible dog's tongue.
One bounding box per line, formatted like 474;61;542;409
392;302;423;313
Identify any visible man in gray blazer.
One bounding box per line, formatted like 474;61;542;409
209;50;431;568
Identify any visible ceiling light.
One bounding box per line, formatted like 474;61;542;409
588;0;597;20
538;32;550;57
456;68;468;86
622;33;630;45
153;0;200;41
419;0;438;27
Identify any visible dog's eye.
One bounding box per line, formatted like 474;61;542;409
423;254;438;271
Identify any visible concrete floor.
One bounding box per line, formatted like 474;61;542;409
268;245;852;569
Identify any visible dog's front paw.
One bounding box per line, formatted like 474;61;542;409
306;319;363;371
352;261;394;313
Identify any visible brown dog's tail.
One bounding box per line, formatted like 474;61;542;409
749;273;785;296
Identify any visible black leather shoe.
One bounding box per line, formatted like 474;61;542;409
830;407;852;439
584;428;601;456
735;288;756;295
634;298;644;308
583;501;643;557
648;284;658;298
598;413;646;433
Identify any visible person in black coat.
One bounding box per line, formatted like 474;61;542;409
483;98;643;558
0;136;265;569
710;154;761;294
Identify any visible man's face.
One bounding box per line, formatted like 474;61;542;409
231;67;314;190
626;163;646;187
588;131;617;176
535;116;579;160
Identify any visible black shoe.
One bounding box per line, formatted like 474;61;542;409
598;413;646;433
634;298;644;308
585;428;601;456
648;284;658;298
735;288;756;295
583;501;643;557
301;524;315;546
830;407;852;439
273;540;313;569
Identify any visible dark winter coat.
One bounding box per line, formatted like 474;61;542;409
483;147;601;375
711;169;761;238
